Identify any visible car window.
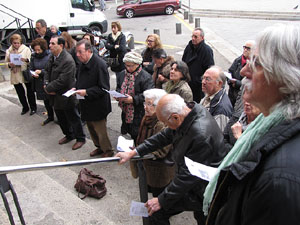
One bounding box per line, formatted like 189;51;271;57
141;0;155;3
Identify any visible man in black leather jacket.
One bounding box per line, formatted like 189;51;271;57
117;94;225;225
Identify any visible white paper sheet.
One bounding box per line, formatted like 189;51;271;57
30;70;36;76
224;72;232;80
10;54;23;66
63;89;76;97
184;157;218;182
117;136;134;152
76;94;84;99
104;89;127;98
129;201;148;217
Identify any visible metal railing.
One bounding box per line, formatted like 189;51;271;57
0;155;152;225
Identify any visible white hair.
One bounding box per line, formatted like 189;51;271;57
159;94;186;118
143;89;167;106
256;24;300;119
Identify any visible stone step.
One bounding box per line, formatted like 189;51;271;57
0;126;115;225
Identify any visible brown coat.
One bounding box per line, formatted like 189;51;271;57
131;115;175;188
152;56;175;89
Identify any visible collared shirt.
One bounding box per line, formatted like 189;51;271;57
200;90;219;109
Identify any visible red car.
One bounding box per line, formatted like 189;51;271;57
117;0;181;18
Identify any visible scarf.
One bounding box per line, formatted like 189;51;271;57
119;66;142;123
112;31;121;41
203;108;285;215
136;114;158;146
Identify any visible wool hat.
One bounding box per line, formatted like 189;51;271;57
123;51;143;65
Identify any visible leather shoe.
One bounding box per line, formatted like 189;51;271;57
30;110;36;116
21;108;29;115
58;137;74;145
72;141;85;150
100;151;114;158
90;148;104;157
42;118;54;126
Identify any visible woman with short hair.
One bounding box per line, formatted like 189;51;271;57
5;33;36;115
164;61;193;103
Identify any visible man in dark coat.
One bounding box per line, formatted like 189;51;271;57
228;40;255;107
200;66;232;132
44;35;85;150
182;28;214;103
35;19;53;46
75;40;114;157
117;94;225;225
204;24;300;225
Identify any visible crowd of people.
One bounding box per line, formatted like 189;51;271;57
4;18;300;225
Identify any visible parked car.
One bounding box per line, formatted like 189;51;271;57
117;0;181;18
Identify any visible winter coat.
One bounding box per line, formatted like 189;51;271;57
76;53;111;121
208;88;233;132
30;50;51;100
44;49;77;110
105;32;127;72
206;118;300;225
164;80;193;103
152;56;175;89
228;55;244;106
136;103;225;210
141;48;154;74
5;44;31;85
116;68;155;139
182;40;214;86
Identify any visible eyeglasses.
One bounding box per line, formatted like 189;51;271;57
147;40;154;43
143;102;155;107
192;35;200;39
243;46;251;51
201;76;213;82
125;64;136;68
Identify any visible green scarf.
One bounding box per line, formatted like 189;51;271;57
203;108;285;215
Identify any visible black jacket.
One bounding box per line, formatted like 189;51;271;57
206;118;300;225
105;32;127;72
209;88;233;118
228;55;244;106
30;50;51;100
116;68;154;139
182;40;214;85
136;103;225;210
44;49;77;110
76;53;111;121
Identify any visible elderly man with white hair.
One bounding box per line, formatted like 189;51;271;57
204;24;300;225
117;94;225;225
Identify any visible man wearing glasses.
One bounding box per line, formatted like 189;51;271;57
228;40;255;107
117;94;225;225
182;28;214;103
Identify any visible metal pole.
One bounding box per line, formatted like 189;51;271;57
195;17;200;28
153;29;160;36
176;23;182;34
0;155;153;175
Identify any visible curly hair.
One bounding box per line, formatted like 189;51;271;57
31;38;48;51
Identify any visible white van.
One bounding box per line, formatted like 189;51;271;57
0;0;108;40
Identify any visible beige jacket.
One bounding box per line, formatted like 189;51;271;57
5;44;31;85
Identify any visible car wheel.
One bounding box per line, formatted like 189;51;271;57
165;6;174;15
125;9;134;18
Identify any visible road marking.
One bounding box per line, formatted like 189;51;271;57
134;41;182;50
173;14;194;31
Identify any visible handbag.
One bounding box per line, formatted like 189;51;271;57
106;57;120;68
74;168;107;199
22;66;32;82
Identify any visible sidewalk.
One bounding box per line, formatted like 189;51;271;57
182;0;299;12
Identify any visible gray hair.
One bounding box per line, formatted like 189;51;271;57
257;24;300;119
143;89;167;106
194;27;205;37
159;94;186;118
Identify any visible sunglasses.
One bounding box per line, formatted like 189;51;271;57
243;46;251;51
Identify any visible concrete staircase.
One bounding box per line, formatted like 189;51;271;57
0;81;196;224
